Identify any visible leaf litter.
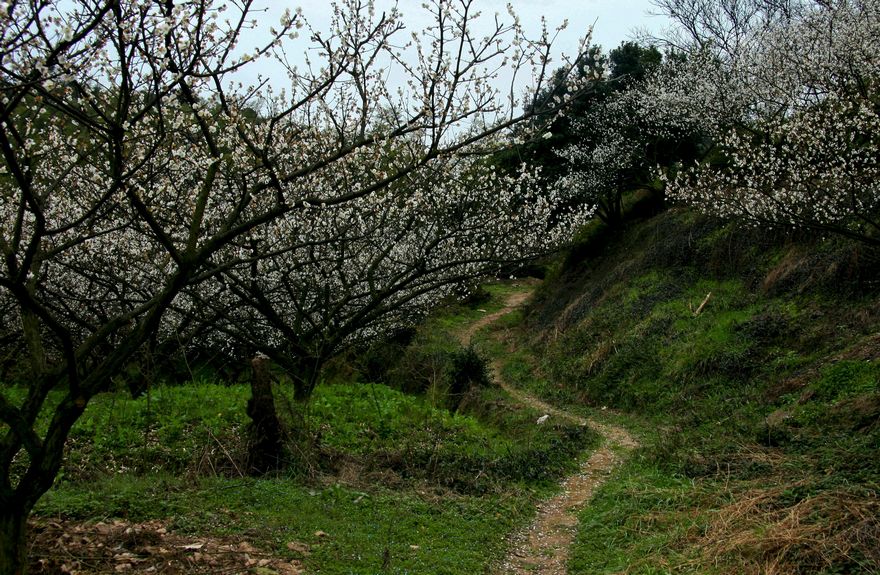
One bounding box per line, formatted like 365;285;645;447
28;518;307;574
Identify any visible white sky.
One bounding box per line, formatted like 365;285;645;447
235;1;671;102
269;0;668;54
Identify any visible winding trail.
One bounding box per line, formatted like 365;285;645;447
462;288;638;575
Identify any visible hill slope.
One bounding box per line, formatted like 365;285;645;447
514;207;880;573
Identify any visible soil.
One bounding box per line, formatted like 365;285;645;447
28;518;307;574
462;288;638;575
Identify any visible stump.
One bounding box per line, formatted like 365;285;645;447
246;354;285;474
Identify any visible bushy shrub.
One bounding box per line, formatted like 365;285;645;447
447;346;491;410
353;327;419;385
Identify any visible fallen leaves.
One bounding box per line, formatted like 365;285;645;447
285;541;311;555
29;518;306;574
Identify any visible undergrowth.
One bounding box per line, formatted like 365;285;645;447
2;279;598;574
504;208;880;574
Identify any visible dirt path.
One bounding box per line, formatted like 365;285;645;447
460;290;533;347
462;288;638;575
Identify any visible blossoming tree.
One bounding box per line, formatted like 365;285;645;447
551;45;705;227
168;150;589;471
181;153;587;399
0;0;589;570
651;0;880;244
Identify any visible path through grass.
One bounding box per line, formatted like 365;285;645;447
461;287;638;575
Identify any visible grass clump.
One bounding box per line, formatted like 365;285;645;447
812;360;880;401
306;380;593;493
508;207;880;573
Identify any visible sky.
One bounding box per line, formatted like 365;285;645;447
235;0;672;103
271;0;670;56
450;0;671;56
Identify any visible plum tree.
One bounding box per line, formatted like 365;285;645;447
650;0;880;243
0;0;589;571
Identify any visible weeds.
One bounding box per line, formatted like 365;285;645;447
492;207;880;574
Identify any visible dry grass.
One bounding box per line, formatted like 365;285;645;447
695;484;880;574
761;246;812;294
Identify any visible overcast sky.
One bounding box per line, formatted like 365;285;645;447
285;0;668;53
236;1;671;98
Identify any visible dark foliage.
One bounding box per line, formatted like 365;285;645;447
447;346;491;409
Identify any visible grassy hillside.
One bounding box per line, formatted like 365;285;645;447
4;283;600;574
6;204;877;574
505;206;880;573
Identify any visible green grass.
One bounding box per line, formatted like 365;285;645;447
420;280;533;339
812;360;880;401
473;308;594;416
12;377;548;573
489;208;880;574
4;375;590;490
568;456;712;575
37;475;531;575
352;280;538;399
2;382;252;479
307;382;506;455
490;285;879;574
306;381;594;492
179;480;531;575
7;278;602;573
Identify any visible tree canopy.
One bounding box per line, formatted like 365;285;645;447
651;0;880;244
0;1;591;571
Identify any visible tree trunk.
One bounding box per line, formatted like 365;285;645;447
0;509;28;575
20;268;47;379
20;308;46;378
290;358;321;402
246;355;285;474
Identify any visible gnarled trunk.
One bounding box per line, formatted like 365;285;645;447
0;508;28;575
